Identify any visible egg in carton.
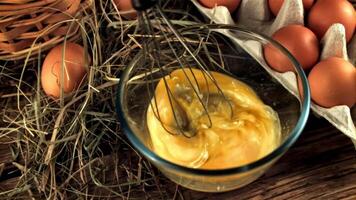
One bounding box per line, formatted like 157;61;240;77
191;0;356;145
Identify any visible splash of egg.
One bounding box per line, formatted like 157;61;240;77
41;42;88;99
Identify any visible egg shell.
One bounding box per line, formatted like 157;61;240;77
308;0;356;43
192;0;356;150
264;24;320;72
268;0;314;16
41;42;88;99
308;57;356;108
198;0;241;13
113;0;137;19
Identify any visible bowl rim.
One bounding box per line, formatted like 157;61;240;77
116;24;311;176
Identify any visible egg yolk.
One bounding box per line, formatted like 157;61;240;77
146;68;281;169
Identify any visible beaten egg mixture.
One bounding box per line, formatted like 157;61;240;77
146;68;281;169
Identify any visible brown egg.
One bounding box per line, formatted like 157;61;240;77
113;0;137;19
308;0;356;42
41;43;88;99
264;25;320;72
268;0;314;16
198;0;241;13
308;57;356;108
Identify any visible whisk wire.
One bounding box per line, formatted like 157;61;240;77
136;1;235;137
153;10;221;136
156;7;234;118
141;9;188;136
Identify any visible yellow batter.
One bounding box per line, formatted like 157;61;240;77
146;68;281;169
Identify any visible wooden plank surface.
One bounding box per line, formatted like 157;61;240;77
180;115;356;200
0;115;355;199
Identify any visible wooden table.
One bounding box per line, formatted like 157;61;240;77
180;115;356;200
1;115;355;199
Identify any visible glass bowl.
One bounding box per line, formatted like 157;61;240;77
116;24;310;192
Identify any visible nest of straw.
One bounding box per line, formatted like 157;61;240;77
0;0;204;199
2;0;354;199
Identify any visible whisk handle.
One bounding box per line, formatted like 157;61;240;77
131;0;158;11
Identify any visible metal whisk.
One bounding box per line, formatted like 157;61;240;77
130;0;233;137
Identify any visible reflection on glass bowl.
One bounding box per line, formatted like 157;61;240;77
116;24;310;192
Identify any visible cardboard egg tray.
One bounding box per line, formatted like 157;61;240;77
191;0;356;145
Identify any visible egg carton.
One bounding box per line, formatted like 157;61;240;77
191;0;356;145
